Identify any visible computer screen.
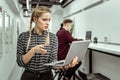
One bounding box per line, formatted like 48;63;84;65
86;31;92;40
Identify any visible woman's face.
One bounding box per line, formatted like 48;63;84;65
35;12;51;31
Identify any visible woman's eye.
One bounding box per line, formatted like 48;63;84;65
42;19;51;21
43;19;47;21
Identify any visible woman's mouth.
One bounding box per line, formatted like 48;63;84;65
45;26;48;29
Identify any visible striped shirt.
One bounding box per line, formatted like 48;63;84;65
17;29;58;73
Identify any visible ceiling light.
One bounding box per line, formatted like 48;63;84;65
59;0;63;3
26;0;29;10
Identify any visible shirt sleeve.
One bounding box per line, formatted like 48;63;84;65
65;31;78;43
50;35;58;62
16;33;26;67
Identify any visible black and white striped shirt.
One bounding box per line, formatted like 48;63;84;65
17;29;58;73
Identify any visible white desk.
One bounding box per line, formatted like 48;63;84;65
88;42;120;73
89;42;120;56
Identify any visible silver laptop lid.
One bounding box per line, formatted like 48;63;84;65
44;40;90;66
63;40;90;66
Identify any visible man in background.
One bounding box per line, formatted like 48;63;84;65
56;19;83;80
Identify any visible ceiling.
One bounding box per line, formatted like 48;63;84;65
18;0;74;17
19;0;74;11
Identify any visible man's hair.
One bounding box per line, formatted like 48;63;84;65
63;19;73;24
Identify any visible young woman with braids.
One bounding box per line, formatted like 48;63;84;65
16;6;58;80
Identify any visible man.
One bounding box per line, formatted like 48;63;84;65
56;19;83;80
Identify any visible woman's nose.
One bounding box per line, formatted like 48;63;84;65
46;21;50;25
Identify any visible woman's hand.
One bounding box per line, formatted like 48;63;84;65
32;44;47;54
53;66;64;70
64;56;78;69
53;56;79;70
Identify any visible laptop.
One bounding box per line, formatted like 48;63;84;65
44;40;90;66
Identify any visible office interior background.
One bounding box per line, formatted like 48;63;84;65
0;0;120;80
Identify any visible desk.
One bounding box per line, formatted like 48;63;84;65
88;42;120;73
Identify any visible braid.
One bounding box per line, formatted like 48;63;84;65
45;31;50;46
26;18;32;52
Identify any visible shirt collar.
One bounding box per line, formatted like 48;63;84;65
31;28;47;35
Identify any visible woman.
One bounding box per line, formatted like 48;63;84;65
56;19;83;60
16;6;58;80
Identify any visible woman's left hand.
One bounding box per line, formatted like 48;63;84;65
64;56;78;69
53;56;79;70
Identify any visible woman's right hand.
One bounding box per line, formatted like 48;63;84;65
32;44;47;54
23;44;47;64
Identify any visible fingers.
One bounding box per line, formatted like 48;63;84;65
72;56;78;64
33;44;47;54
53;66;63;69
40;48;47;54
53;57;79;70
64;56;79;68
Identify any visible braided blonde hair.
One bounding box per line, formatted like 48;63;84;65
26;6;51;52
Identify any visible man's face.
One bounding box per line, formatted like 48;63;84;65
67;23;73;32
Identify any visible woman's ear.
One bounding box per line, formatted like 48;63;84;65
33;17;37;23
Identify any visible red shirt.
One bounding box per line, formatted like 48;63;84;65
56;28;78;60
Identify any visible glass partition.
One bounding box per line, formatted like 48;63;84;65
0;6;3;59
4;11;10;54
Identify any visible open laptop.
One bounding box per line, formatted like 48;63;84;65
44;40;90;66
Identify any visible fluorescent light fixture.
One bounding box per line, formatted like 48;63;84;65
59;0;63;3
26;0;29;10
25;11;28;16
